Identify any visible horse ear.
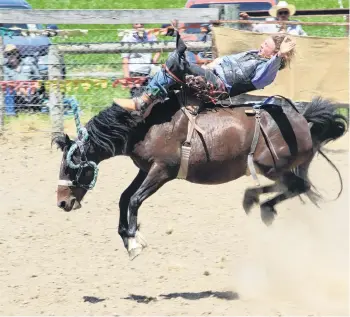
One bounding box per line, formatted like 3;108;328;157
53;134;72;151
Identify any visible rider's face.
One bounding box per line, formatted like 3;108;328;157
258;37;276;58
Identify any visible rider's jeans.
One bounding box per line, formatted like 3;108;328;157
144;67;177;101
142;59;227;101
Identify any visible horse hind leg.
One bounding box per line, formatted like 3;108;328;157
243;183;285;215
259;171;311;226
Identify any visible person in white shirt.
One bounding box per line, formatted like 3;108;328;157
240;1;307;36
120;23;161;97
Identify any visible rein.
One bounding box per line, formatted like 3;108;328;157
60;99;99;190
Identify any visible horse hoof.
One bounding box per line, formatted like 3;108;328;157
260;204;277;226
135;231;148;248
128;247;143;261
127;231;147;261
243;189;259;214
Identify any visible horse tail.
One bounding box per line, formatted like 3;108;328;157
297;96;348;203
302;96;348;146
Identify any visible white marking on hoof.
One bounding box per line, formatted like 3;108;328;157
135;231;148;248
127;231;147;261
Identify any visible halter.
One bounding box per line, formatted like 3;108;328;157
58;98;99;190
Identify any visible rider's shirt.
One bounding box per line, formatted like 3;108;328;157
213;50;282;91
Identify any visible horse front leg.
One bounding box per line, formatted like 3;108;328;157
118;169;147;250
126;163;172;260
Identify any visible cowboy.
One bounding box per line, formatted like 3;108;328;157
240;1;308;36
3;44;41;81
114;32;296;120
3;44;47;112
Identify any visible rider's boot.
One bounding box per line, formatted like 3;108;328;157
115;32;189;121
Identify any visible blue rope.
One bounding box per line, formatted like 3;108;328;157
66;97;98;190
70;97;88;142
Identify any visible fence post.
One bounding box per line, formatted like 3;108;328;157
0;36;4;135
48;44;64;141
209;4;225;60
209;4;225;20
224;4;239;29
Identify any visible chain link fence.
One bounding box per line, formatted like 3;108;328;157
0;24;214;134
0;20;348;134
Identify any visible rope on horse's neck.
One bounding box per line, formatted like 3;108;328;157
67;98;99;190
71;97;88;141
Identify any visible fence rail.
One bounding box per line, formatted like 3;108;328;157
213;19;350;27
0;8;219;24
57;41;212;54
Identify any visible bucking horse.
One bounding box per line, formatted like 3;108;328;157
54;80;348;259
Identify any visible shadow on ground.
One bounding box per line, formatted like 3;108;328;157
123;291;239;304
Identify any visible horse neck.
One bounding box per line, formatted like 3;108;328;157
84;132;127;165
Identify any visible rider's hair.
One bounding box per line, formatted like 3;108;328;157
271;34;296;70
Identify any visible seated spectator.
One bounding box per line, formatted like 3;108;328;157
240;1;307;36
120;23;161;98
4;44;41;81
3;44;45;111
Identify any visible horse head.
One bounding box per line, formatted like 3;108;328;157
54;101;139;212
54;132;99;212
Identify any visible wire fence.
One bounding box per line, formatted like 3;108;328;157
0;20;348;134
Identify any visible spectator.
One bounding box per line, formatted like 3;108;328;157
199;23;212;42
240;1;307;36
3;44;44;111
120;23;161;98
4;44;41;81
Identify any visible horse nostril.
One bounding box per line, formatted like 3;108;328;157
58;201;66;209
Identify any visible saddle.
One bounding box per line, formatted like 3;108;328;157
176;94;300;185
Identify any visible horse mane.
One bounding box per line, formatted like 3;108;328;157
85;102;138;156
85;93;308;156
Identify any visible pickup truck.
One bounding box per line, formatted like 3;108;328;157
183;0;277;34
162;0;276;41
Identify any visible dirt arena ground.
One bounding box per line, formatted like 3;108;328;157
0;131;348;316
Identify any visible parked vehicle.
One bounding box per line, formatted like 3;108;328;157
184;0;277;34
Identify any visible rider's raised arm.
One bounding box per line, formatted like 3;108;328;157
251;55;282;89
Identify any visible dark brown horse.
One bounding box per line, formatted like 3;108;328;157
54;93;348;260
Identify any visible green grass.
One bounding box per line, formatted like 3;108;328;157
286;0;349;37
5;0;348;127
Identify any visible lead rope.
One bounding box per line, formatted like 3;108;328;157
66;98;99;190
